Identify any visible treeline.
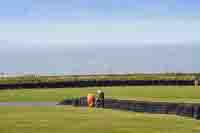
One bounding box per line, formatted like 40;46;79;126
0;73;198;85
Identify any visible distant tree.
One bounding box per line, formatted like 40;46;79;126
0;72;4;77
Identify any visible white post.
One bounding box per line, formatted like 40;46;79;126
195;80;199;87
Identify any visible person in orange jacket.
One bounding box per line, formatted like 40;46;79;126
87;94;95;107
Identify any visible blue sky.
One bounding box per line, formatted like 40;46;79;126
0;0;200;45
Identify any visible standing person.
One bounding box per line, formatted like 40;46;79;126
87;93;95;107
95;90;104;108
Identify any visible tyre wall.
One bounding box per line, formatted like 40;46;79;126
0;80;195;89
59;97;200;120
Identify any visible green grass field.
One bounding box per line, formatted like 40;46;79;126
0;86;200;103
0;106;200;133
1;86;200;133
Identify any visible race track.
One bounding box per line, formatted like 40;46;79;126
0;102;58;106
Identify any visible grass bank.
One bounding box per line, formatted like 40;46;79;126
0;86;200;103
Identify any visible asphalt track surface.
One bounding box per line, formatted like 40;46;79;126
0;102;58;106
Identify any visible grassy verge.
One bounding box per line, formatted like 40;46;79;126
0;106;200;133
0;86;200;103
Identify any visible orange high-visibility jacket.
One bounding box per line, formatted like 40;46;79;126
87;94;95;107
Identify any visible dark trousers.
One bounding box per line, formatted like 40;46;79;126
95;99;104;108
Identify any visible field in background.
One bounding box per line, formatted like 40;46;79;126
0;106;200;133
0;73;197;84
1;86;200;103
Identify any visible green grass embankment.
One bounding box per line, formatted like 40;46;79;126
1;86;200;103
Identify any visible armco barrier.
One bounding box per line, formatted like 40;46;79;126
59;97;200;120
0;80;195;89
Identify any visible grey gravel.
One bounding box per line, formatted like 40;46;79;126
0;102;58;106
